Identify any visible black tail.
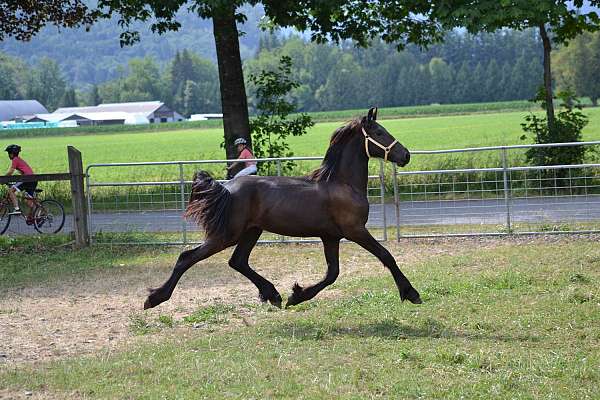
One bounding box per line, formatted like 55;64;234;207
184;171;232;242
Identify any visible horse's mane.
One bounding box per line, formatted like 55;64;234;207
307;118;361;182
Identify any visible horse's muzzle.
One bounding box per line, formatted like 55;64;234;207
397;151;410;167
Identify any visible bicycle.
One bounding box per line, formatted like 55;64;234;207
0;186;66;235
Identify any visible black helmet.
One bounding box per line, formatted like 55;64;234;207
5;144;21;154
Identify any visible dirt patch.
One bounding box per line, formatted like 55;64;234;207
0;236;577;368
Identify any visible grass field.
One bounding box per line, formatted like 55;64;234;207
0;100;536;140
1;105;599;204
2;107;599;176
1;235;599;398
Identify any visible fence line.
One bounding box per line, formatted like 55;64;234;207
85;157;388;245
84;141;600;244
395;140;600;238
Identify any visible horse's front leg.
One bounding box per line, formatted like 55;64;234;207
345;227;422;304
144;239;227;309
286;237;340;307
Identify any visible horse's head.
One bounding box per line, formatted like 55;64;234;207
361;107;411;167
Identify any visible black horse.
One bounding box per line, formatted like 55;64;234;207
144;107;421;309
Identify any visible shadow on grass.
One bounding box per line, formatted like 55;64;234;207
267;318;540;343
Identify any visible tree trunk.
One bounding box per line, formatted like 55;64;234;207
539;24;555;133
212;5;251;160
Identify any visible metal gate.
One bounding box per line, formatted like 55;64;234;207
85;157;389;245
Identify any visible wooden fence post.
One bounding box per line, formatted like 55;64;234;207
68;146;89;248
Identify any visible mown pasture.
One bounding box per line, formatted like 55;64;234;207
1;106;599;205
0;235;598;399
0;100;535;140
2;108;599;175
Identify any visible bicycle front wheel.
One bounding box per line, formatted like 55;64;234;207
33;199;65;234
0;203;10;235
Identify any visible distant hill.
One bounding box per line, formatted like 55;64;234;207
0;6;263;87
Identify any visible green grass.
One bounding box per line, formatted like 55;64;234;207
0;100;535;140
0;235;159;289
2;107;599;175
2;105;599;205
1;238;599;398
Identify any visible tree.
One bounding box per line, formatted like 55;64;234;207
89;85;102;106
429;58;453;103
0;1;94;41
88;0;444;159
316;54;365;110
589;32;600;106
248;56;314;174
554;31;600;105
61;87;78;107
169;49;219;114
183;80;201;116
432;0;600;134
470;62;486;102
0;52;24;100
521;89;589;173
484;59;501;102
452;61;471;103
26;58;66;111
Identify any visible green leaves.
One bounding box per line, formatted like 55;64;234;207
248;56;314;174
521;88;589;169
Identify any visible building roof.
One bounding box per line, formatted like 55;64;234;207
26;113;82;123
55;101;166;117
0;100;48;121
28;111;148;123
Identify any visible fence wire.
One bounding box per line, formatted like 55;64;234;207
86;157;388;245
86;141;600;244
396;141;600;237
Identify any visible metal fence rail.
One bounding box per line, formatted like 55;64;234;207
85;141;600;244
86;157;388;245
396;141;600;238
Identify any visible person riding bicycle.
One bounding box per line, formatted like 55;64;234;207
226;137;258;178
4;144;37;216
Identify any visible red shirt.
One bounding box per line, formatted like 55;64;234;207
239;147;256;168
11;156;34;175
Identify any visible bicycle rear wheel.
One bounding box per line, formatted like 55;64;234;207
0;203;10;235
33;199;65;234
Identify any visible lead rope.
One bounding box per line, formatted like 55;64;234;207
361;127;398;162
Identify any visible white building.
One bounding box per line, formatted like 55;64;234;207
53;101;184;124
0;100;48;123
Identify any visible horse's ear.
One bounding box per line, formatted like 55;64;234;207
373;107;378;121
367;107;376;122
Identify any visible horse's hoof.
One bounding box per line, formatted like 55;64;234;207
285;295;301;308
401;286;422;304
269;294;283;309
143;298;154;310
259;290;282;308
285;283;304;308
144;288;167;309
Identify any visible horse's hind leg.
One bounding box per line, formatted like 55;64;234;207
346;227;422;304
229;227;282;308
144;239;227;309
286;237;340;308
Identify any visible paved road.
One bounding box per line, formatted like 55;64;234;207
5;195;600;236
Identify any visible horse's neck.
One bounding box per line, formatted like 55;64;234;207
335;135;369;194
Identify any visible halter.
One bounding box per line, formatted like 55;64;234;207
361;127;398;162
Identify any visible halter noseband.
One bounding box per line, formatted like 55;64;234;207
361;126;398;162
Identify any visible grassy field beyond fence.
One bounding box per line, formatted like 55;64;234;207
1;105;599;207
